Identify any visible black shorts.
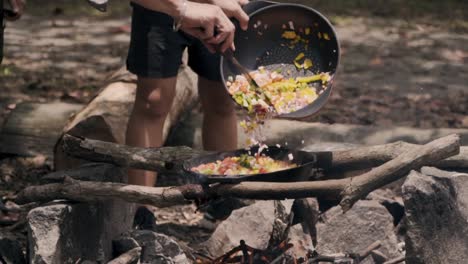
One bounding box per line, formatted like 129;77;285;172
127;4;221;81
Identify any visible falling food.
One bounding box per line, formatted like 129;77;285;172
226;67;331;115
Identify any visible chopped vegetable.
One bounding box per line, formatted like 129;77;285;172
296;72;331;84
305;27;311;35
226;67;330;116
295;52;305;61
303;58;313;69
323;33;330;40
282;31;297;39
294;61;303;69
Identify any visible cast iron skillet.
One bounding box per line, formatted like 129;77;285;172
220;1;340;119
183;145;318;184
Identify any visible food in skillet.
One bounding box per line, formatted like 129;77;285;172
226;67;331;115
190;154;297;176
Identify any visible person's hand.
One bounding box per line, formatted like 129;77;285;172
5;0;25;21
178;1;236;53
199;0;249;31
193;0;249;53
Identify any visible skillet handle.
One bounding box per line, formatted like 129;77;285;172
242;0;278;15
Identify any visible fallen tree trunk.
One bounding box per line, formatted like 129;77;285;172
62;133;468;174
54;65;198;170
16;135;460;211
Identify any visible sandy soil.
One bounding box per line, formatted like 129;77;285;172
0;1;467;255
1;8;467;129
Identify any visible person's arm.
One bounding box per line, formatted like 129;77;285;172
131;0;247;53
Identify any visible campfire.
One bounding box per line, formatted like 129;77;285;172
5;133;466;263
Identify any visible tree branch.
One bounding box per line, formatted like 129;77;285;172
16;135;459;211
339;134;459;211
62;134;468;174
62;134;205;173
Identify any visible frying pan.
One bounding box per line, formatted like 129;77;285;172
183;145;319;184
220;0;340;119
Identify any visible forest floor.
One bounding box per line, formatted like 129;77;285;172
0;0;467;251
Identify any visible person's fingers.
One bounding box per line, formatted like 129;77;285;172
206;32;228;45
183;28;206;40
232;6;249;31
203;42;217;54
200;21;216;40
221;27;235;53
215;14;236;53
237;0;249;6
19;0;26;11
8;0;20;13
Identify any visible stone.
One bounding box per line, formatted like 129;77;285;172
113;237;140;258
28;203;71;264
366;189;405;227
0;234;26;264
402;169;468;264
27;164;133;263
129;230;189;264
316;200;400;261
198;200;313;259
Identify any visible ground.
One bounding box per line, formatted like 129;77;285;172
0;0;467;258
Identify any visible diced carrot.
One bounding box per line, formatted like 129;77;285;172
281;31;297;39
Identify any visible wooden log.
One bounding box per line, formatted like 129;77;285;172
331;141;468;172
0;102;83;158
62;133;468;174
292;198;319;246
339;134;460;211
54;64;198;170
16;135;460;211
62;134;204;173
107;247;141;264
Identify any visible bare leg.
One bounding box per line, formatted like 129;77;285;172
198;77;237;151
125;77;177;186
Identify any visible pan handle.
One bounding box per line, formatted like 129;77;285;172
242;0;278;15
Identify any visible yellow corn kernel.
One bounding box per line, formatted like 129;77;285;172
303;58;313;69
